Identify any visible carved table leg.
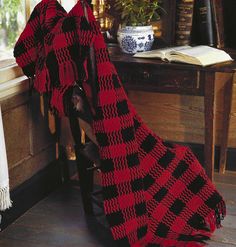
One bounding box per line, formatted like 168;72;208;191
204;72;216;181
219;73;234;174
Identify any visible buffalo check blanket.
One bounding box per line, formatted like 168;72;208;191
14;1;226;246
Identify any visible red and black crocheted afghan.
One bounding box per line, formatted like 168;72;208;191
14;1;226;246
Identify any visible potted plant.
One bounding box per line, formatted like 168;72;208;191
114;0;162;54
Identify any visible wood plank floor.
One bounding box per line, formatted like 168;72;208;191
0;173;236;247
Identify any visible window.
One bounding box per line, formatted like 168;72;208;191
59;0;77;13
30;0;40;10
0;0;40;69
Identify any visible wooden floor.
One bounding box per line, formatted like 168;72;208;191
0;173;236;247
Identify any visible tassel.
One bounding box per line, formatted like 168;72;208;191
50;86;70;116
205;211;216;232
48;110;56;134
40;95;45;117
202;200;226;235
191;234;210;243
34;68;49;93
81;129;86;144
56;142;59;160
50;89;62;116
59;62;78;87
181;200;227;246
0;185;12;211
215;200;226;228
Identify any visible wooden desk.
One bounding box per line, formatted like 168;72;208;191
108;45;236;181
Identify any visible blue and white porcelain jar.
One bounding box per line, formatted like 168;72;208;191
117;26;154;54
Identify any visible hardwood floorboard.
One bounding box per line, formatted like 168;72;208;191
0;179;235;246
0;184;113;247
208;241;236;247
211;227;236;246
0;238;54;247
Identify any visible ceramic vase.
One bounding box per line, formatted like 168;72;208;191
117;25;154;54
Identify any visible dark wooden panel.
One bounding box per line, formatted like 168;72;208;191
160;0;176;45
115;63;202;95
223;0;236;49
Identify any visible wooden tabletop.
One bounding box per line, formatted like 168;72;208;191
108;44;236;73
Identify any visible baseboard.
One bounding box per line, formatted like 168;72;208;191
67;142;236;174
0;161;62;230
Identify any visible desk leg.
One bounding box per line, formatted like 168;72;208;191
219;73;234;174
204;72;216;181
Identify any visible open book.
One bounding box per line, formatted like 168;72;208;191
133;45;233;66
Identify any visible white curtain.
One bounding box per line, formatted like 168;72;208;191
0;106;12;211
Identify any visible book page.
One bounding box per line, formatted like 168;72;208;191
169;46;216;57
133;46;191;59
167;45;233;66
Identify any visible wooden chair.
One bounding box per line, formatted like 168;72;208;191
60;0;103;216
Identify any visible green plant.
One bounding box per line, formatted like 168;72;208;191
114;0;162;26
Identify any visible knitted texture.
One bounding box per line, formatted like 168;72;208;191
90;39;226;246
14;1;226;246
14;0;99;116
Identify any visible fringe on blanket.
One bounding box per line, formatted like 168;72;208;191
0;185;12;211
